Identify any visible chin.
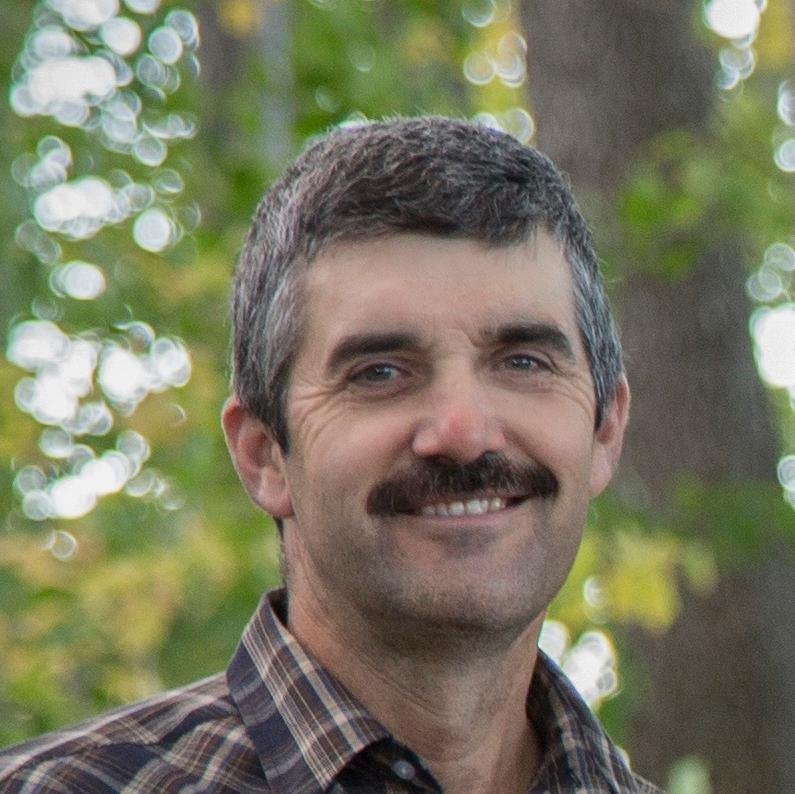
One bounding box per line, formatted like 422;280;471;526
364;574;550;647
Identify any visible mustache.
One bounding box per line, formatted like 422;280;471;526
366;452;559;516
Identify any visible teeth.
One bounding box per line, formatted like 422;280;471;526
466;498;486;515
419;497;508;517
449;501;465;516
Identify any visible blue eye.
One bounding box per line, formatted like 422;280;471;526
506;354;546;371
351;363;401;383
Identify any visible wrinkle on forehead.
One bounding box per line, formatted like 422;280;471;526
294;232;585;367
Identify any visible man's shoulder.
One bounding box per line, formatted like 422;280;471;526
531;652;666;793
0;672;259;793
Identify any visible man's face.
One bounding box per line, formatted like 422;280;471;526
250;232;627;638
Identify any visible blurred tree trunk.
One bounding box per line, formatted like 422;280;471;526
196;1;296;224
200;1;295;168
521;1;795;791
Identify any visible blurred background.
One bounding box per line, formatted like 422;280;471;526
1;1;793;791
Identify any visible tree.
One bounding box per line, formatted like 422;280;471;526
0;0;501;746
522;1;795;790
2;3;792;789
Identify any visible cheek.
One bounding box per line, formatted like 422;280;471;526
289;398;413;488
288;392;357;465
513;401;595;478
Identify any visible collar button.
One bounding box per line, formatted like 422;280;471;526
392;759;417;781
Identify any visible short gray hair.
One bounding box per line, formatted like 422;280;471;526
232;116;623;450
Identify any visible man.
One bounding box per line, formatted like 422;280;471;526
0;117;661;792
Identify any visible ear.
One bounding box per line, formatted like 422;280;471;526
589;375;630;497
221;395;294;518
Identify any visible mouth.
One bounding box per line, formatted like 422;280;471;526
366;454;559;518
413;494;527;517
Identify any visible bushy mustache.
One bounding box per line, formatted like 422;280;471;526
366;452;559;516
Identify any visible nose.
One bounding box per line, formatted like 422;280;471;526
411;372;507;463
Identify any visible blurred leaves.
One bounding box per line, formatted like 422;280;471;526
0;0;493;746
550;498;718;637
0;0;793;758
620;92;792;280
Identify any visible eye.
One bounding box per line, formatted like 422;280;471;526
349;362;403;384
504;353;550;372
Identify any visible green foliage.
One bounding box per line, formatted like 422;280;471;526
619;92;792;280
0;0;792;764
0;0;498;746
667;755;712;794
550;494;716;638
674;478;795;564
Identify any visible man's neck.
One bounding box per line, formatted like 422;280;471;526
287;586;544;794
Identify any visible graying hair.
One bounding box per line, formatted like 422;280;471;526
232;116;623;450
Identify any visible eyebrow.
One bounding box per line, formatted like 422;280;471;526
326;331;424;374
483;322;576;362
325;321;576;375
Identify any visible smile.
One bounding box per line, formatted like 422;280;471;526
418;496;521;517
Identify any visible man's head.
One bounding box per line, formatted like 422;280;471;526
223;116;630;637
231;116;623;452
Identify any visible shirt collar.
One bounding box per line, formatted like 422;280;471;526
228;588;647;793
529;651;642;792
226;589;389;793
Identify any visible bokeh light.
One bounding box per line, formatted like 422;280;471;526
472;107;534;144
749;295;795;509
773;138;795;173
494;32;526;87
778;81;795;127
537;620;569;661
51;261;107;300
34;177;117;239
751;304;795;390
704;0;761;40
348;43;375;73
149;25;183;64
7;320;191;432
460;3;533;145
462;32;526;89
10;1;198;186
463;52;495;86
461;0;496;29
7;1;200;532
6;319;185;512
539;621;619;708
125;0;161;13
42;529;79;561
10;424;177;524
132;206;176;251
48;0;119;31
704;0;766;90
100;15;142;56
776;454;795;503
711;0;795;510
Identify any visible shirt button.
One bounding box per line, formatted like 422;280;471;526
392;759;416;780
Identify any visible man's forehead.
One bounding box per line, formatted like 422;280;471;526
296;231;583;358
311;228;562;264
303;231;571;292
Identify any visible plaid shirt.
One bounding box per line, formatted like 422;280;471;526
0;589;662;793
